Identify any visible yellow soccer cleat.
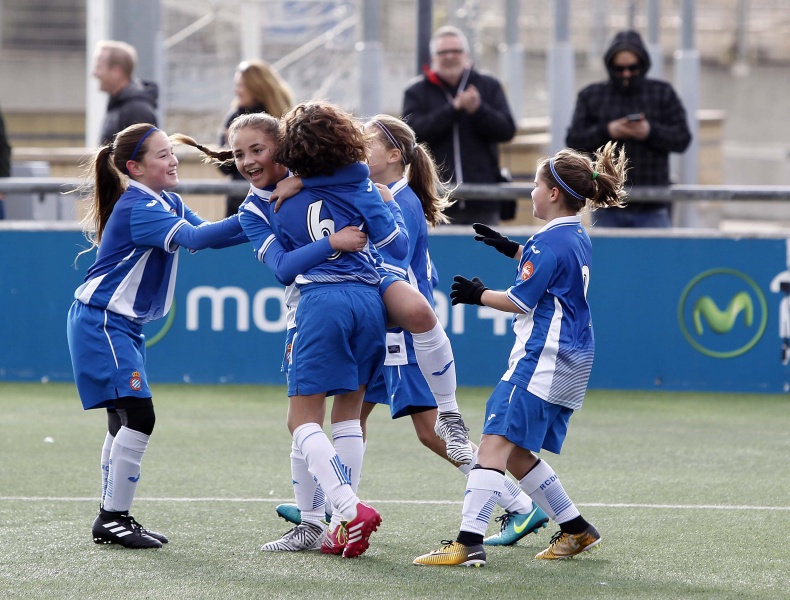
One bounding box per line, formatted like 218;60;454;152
413;540;486;567
535;524;601;560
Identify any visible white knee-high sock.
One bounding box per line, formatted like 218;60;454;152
411;323;458;413
460;468;504;536
100;432;114;508
289;440;325;524
327;419;364;529
331;420;364;492
499;476;533;514
293;423;358;519
518;459;580;524
103;426;149;514
455;449;532;515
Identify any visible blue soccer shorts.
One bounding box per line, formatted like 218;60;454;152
288;283;386;397
482;379;573;454
67;300;152;410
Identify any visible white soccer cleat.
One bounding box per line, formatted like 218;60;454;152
435;411;474;465
260;522;325;552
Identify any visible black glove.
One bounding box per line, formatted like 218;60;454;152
451;275;488;306
473;223;520;259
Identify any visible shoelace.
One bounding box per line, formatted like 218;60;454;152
333;524;348;546
547;530;565;546
493;512;514;532
445;417;469;443
125;514;146;534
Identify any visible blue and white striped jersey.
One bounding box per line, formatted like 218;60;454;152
502;215;595;410
239;182;337;286
271;163;408;287
74;180;242;324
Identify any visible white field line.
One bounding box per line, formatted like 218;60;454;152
1;497;789;511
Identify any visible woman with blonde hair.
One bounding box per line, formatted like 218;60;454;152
219;59;294;216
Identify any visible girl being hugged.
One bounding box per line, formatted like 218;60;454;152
67;123;246;549
360;114;547;548
414;142;627;567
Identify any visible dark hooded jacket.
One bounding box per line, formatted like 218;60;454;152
100;79;159;145
566;30;692;209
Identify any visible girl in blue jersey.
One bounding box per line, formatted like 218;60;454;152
270;101;410;559
177;114;375;554
414;142;628;566
359;114;546;547
67;123;247;549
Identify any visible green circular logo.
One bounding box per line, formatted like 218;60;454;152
677;268;767;358
145;301;176;348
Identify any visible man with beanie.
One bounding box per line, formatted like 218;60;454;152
566;30;692;227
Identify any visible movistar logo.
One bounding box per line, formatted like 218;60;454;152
678;269;767;359
692;292;753;335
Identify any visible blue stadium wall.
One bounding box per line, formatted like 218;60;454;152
2;228;789;393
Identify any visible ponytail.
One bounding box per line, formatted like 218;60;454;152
537;142;628;213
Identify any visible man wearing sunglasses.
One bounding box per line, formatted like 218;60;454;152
566;30;692;228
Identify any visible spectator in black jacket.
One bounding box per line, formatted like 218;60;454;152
92;41;158;145
219;59;294;217
566;30;692;227
0;105;11;219
402;26;516;225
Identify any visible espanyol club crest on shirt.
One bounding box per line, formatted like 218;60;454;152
521;261;534;280
129;371;142;391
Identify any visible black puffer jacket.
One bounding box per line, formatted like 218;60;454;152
100;80;159;145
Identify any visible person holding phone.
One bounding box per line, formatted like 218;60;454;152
566;30;692;228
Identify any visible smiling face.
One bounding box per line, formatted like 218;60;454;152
431;33;469;86
231;126;287;189
126;131;178;194
92;49;125;95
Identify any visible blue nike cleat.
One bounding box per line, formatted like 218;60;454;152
275;504;302;525
275;503;332;526
483;505;549;546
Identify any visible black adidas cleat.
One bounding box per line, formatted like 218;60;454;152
130;515;169;544
92;512;162;548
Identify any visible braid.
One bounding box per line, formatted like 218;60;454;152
170;133;233;166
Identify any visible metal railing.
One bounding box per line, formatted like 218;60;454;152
2;177;790;202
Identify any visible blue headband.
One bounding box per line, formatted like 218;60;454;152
373;120;408;165
129;127;159;162
549;158;585;201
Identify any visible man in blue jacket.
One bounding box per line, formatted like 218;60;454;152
402;26;516;225
566;30;692;228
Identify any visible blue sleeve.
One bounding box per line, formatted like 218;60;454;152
354;182;408;260
171;215;243;251
264;236;334;285
506;241;556;312
240;199;335;285
182;203;206;227
130;199;185;251
210;230;249;249
375;200;415;277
